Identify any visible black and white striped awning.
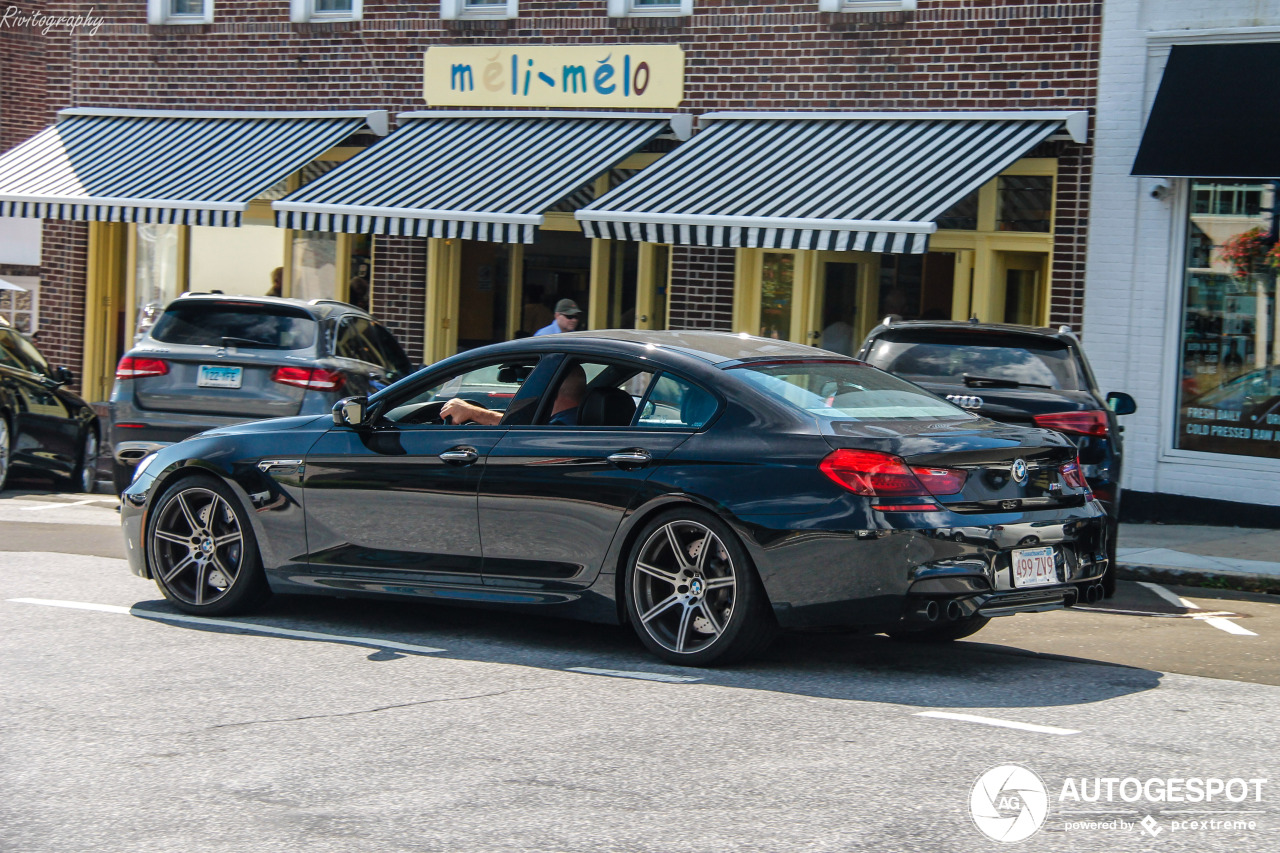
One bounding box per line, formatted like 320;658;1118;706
0;109;386;227
577;112;1086;253
273;112;677;243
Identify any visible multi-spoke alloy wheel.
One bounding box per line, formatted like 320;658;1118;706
147;477;269;615
74;429;98;494
0;416;10;491
625;510;776;666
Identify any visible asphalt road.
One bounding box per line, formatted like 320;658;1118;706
3;487;1278;852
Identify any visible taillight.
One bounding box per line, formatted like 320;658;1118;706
271;366;345;391
819;449;967;510
115;357;168;379
1033;410;1109;437
1060;457;1095;501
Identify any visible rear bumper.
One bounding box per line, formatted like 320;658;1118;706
743;507;1109;630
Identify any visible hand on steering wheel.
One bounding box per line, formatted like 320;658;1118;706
440;397;499;426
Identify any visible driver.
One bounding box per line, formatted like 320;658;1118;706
440;364;586;426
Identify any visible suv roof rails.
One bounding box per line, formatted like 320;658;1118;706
881;314;902;326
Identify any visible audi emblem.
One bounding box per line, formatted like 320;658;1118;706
946;394;984;410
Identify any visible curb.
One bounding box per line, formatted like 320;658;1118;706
1118;563;1280;595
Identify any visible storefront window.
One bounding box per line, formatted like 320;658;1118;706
998;175;1052;232
291;231;338;302
134;223;181;340
1176;181;1280;458
760;253;794;340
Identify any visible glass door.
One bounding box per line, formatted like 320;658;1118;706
812;260;859;356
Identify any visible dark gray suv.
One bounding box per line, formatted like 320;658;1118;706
108;294;414;492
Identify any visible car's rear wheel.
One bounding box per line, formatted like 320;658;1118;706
890;614;991;643
624;509;776;666
147;475;270;616
70;427;98;494
0;414;11;492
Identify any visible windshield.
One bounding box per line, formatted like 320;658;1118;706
149;303;318;350
864;332;1083;389
731;361;973;421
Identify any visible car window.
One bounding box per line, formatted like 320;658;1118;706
335;317;384;366
368;322;415;380
637;374;718;429
863;333;1082;389
382;358;539;424
731;361;973;421
0;328;49;375
538;359;655;427
149;302;318;350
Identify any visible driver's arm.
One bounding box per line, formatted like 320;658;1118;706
440;398;501;425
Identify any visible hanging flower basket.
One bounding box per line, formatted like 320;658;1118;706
1217;227;1280;278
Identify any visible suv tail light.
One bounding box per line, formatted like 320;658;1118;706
1060;457;1095;501
819;449;967;511
271;366;345;391
116;357;169;379
1033;410;1109;437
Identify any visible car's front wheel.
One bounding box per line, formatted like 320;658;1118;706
147;475;270;616
624;509;776;666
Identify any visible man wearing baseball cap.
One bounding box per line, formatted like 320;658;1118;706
534;298;582;336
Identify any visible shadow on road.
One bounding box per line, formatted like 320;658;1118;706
127;591;1163;711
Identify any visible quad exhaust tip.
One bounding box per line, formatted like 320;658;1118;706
913;600;940;622
945;599;964;621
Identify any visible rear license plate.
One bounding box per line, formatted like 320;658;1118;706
197;365;242;389
1011;546;1058;588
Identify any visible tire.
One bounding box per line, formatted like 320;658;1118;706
69;426;99;494
0;413;11;492
112;461;135;495
146;474;271;616
623;508;776;666
890;614;991;643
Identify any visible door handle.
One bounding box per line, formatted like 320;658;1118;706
439;446;479;466
607;449;652;469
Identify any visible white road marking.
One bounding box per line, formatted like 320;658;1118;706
568;666;703;684
913;711;1080;736
19;498;103;512
1198;616;1259;636
7;598;447;654
1136;582;1257;636
1138;581;1196;609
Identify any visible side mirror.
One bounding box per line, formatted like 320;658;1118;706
1106;391;1137;416
52;366;74;385
332;395;369;427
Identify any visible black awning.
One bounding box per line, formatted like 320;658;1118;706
1132;42;1280;178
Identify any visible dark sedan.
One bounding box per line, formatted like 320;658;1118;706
0;319;99;492
857;319;1135;597
120;330;1109;665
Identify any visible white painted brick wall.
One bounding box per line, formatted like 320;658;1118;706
1084;0;1280;506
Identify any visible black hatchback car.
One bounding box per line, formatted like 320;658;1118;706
0;318;99;492
857;319;1136;596
108;294;415;492
121;330;1110;665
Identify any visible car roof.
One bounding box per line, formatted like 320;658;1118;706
865;319;1079;345
560;329;838;364
167;292;366;321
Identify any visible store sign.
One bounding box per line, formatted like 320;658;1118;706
423;46;685;108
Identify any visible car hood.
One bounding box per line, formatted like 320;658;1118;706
195;413;331;438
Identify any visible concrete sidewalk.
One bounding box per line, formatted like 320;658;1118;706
1118;522;1280;592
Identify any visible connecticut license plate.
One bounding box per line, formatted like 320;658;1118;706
197;365;242;389
1011;546;1058;588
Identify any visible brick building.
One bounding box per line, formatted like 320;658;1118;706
0;0;1101;416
